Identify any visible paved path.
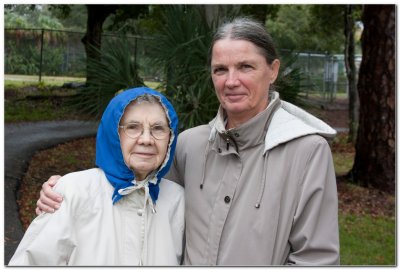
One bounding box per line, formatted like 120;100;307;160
4;120;98;265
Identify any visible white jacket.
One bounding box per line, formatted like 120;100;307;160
9;168;185;266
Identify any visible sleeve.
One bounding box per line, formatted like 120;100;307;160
287;138;340;265
9;178;77;265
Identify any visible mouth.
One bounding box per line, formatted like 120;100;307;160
132;152;156;158
225;93;246;102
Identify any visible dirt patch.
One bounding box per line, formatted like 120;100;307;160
17;137;96;230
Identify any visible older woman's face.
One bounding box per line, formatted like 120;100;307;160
211;39;280;127
119;102;170;181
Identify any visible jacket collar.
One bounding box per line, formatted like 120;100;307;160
264;99;336;153
208;92;336;153
208;92;280;152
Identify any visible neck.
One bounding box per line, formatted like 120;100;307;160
226;103;269;130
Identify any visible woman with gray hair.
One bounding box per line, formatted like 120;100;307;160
36;17;339;266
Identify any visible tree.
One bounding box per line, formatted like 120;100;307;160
350;5;395;193
82;5;118;84
267;5;345;53
344;5;360;144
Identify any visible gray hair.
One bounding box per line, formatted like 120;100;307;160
132;93;161;105
209;17;279;65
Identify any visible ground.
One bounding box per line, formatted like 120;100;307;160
16;96;395;230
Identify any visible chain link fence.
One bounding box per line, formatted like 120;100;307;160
5;28;360;101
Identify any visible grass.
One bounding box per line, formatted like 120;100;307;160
4;78;162;123
5;74;86;87
5;75;162;90
5;99;75;122
333;152;354;175
339;215;395;265
331;133;355;176
332;133;395;265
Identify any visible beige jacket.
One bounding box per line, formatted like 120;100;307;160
9;168;185;266
167;92;339;265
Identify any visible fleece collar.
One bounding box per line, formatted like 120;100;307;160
264;93;337;153
95;87;178;204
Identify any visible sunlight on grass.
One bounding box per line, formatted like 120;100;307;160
5;74;86;87
333;152;354;175
339;215;395;265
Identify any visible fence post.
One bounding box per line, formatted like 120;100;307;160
39;28;44;82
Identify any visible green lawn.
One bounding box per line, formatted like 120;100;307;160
339;215;395;265
4;74;86;87
4;76;162;122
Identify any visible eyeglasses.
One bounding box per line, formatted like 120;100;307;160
119;122;171;140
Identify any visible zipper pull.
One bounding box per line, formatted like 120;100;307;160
226;137;230;150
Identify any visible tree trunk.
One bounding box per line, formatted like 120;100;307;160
82;5;118;85
344;5;359;144
351;5;395;193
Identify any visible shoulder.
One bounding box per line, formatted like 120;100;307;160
178;124;210;143
176;124;210;154
57;168;103;189
284;134;332;157
55;168;108;205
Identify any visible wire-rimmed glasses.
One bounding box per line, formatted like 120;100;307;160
119;122;171;140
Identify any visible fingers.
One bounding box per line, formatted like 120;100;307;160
48;175;62;187
35;207;42;216
42;179;63;203
36;176;64;215
36;190;57;213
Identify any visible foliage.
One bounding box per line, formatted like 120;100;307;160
147;5;305;131
339;214;395;265
5;4;64;29
48;5;87;32
5;38;68;76
5;40;38;75
266;5;344;53
68;37;144;119
104;5;149;34
274;53;305;105
240;4;280;22
147;5;224;130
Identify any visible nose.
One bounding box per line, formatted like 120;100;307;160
137;129;154;145
225;70;240;88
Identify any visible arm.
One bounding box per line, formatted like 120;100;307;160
10;178;76;265
35;175;63;215
287;138;340;265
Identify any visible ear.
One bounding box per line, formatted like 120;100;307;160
269;59;280;84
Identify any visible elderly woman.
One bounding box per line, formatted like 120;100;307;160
9;87;184;265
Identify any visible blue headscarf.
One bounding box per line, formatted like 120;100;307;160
95;87;179;204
